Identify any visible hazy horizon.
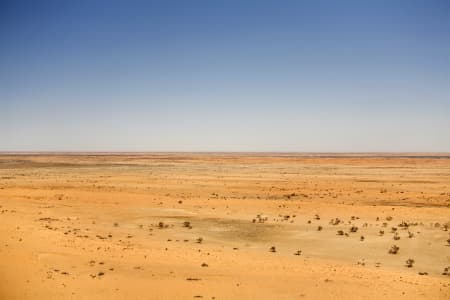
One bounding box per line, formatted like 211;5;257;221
1;1;450;152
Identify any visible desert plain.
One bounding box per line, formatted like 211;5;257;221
0;153;449;299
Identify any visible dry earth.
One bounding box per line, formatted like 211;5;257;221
0;153;449;299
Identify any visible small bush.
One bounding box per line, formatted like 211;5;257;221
405;258;414;268
389;245;399;254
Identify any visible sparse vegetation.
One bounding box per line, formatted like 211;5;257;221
442;267;450;276
3;154;448;298
389;245;399;254
330;218;341;225
405;258;414;268
183;221;192;229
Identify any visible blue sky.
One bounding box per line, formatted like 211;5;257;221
1;0;449;152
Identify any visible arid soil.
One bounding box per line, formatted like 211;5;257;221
0;153;449;299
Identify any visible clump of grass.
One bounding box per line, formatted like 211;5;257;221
330;218;341;225
360;236;365;241
349;226;358;233
337;230;344;236
196;237;203;244
269;246;276;253
294;250;302;256
183;221;192;229
442;267;449;276
379;230;384;236
388;245;399;254
317;226;323;231
398;221;409;228
405;258;415;268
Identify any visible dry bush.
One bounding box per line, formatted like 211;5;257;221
349;226;358;233
405;258;415;268
389;245;399;254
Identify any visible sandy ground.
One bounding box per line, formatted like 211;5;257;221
0;153;449;299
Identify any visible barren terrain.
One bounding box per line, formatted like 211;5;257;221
0;153;449;299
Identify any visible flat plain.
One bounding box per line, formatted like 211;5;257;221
0;153;449;299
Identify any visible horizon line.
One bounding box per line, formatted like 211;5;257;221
1;151;450;156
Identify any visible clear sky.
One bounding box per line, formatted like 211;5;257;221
1;0;449;152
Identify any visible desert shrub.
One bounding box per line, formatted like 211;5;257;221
389;245;399;254
183;221;192;229
405;258;414;268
